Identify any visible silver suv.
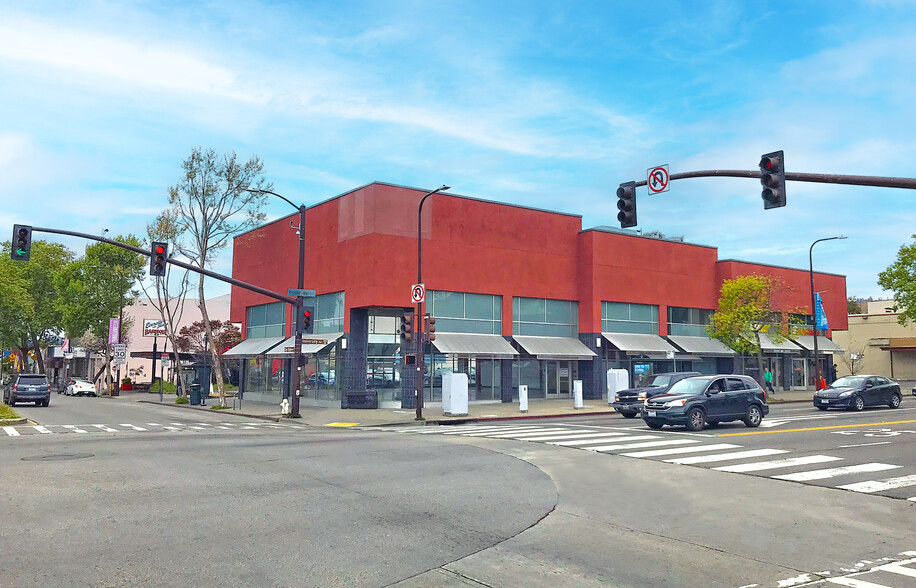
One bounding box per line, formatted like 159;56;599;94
3;373;51;407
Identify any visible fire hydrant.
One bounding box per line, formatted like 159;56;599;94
280;398;290;416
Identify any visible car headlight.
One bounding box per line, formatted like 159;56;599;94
615;393;621;402
665;398;687;407
637;392;647;400
839;390;853;397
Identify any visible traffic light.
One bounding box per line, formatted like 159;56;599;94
149;241;168;276
11;224;32;261
399;312;415;342
425;315;436;342
760;150;786;209
616;182;637;228
299;306;314;334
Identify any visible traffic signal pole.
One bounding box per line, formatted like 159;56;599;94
627;169;916;190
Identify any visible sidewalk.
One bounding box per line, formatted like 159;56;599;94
130;387;818;429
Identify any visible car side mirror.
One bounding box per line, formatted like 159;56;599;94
865;382;873;388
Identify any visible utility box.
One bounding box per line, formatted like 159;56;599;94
573;379;584;409
607;369;629;404
519;384;528;413
442;372;468;416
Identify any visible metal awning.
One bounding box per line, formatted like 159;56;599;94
222;336;286;358
792;335;843;352
602;332;678;355
666;335;736;356
513;336;597;360
266;333;344;356
432;333;518;358
758;333;803;353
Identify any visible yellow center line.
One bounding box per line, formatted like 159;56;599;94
718;419;916;437
325;422;360;427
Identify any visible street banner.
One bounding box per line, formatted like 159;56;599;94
143;318;168;337
815;292;829;331
108;317;120;344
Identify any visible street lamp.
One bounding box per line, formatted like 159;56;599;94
415;185;450;420
248;189;307;418
809;235;846;389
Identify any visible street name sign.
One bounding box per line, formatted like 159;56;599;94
287;288;316;298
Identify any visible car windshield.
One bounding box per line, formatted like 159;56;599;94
830;376;866;388
665;377;712;395
18;375;48;384
647;375;671;387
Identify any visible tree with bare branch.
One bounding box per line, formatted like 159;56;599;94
167;147;271;406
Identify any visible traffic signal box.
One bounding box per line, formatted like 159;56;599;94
616;182;637;228
399;312;415;342
296;305;314;335
424;315;436;342
149;241;168;276
11;224;32;261
760;150;786;209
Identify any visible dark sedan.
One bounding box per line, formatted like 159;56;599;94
813;375;902;411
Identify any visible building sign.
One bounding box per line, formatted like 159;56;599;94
143;318;168;337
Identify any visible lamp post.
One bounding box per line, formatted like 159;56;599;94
416;185;451;420
809;235;846;389
248;189;307;418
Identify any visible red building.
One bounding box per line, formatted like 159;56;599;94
229;182;847;407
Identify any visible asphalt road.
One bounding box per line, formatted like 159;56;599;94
3;398;915;587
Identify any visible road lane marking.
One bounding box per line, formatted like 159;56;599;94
4;426;20;436
519;432;630;442
621;443;741;458
485;428;584;438
826;577;896;587
587;439;699;452
62;425;88;433
773;463;901;482
838;474;916;493
714;455;842;473
447;426;544;436
92;424;118;432
718;419;916;437
32;426;52;434
837;442;893;449
548;434;659;447
146;423;161;426
119;424;147;431
665;448;789;465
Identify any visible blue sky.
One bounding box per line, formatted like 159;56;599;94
2;1;914;301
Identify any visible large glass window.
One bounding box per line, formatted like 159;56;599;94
315;291;345;334
601;301;658;334
246;302;286;339
513;297;578;337
427;291;501;334
667;306;714;337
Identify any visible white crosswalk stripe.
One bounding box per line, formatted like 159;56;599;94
484;428;588;438
714;455;842;473
548;434;660;447
3;426;20;436
621;443;741;458
62;425;88;433
119;424;148;431
773;463;901;482
665;448;789;465
520;432;629;442
33;425;52;434
587;439;699;453
837;474;916;494
823;556;916;587
91;424;118;432
454;426;555;436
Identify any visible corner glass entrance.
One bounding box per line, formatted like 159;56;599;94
545;361;573;398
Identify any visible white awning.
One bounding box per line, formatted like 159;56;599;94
222;336;286;358
602;333;678;355
792;335;843;352
666;336;736;356
513;336;597;360
432;333;518;358
758;333;803;353
266;333;344;356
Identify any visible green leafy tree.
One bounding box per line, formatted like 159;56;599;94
56;236;147;391
707;275;798;385
167;147;271;406
877;236;916;325
847;297;863;315
0;240;74;374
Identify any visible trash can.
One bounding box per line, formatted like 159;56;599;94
189;383;202;406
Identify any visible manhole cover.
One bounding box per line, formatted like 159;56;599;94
22;453;93;462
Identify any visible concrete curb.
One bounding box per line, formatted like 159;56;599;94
136;400;284;423
0;418;28;426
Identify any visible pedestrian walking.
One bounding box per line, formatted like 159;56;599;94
817;370;827;390
764;367;775;394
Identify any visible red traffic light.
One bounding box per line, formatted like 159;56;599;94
154;244;165;255
304;310;311;318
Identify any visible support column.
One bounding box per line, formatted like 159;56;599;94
342;308;368;407
500;357;513;403
578;333;603;400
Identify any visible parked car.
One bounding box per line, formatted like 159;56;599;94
813;375;902;411
65;378;98;397
611;372;701;418
3;373;52;407
642;374;768;431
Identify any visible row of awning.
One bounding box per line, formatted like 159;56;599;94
222;331;841;360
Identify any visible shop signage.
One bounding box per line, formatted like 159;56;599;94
143;318;168;337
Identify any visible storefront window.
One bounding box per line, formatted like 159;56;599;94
667;306;714;337
246;302;286;339
513;297;578;337
315;291;345;334
602;301;658;334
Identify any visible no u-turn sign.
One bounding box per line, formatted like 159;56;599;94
648;165;670;195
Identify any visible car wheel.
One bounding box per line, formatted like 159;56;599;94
645;419;664;430
889;393;902;409
816;405;828;411
743;405;763;428
685;407;706;431
620;411;638;419
42;400;49;407
850;395;865;411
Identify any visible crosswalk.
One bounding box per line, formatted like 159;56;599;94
805;553;916;587
364;423;916;501
2;421;290;437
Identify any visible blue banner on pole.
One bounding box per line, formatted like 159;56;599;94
815;293;829;331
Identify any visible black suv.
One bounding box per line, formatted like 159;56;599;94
642;374;768;431
611;372;701;418
3;373;51;407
